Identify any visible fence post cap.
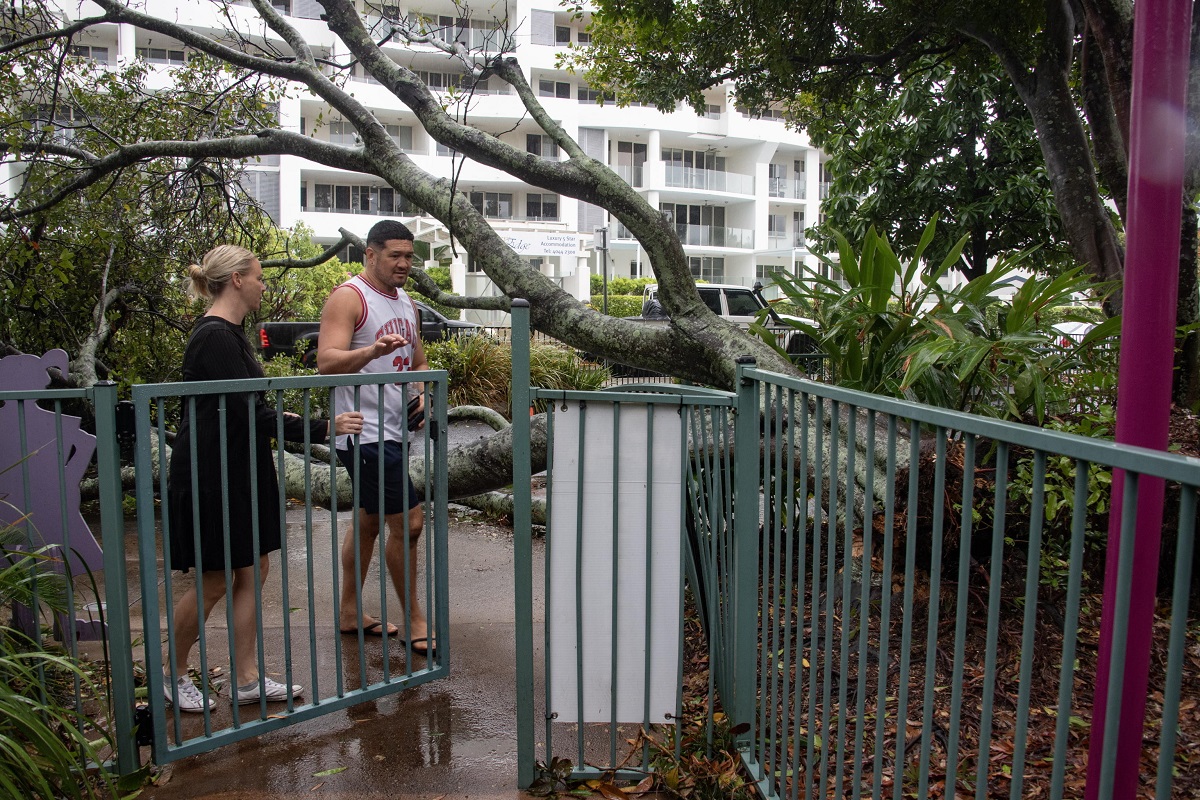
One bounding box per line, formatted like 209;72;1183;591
511;298;530;308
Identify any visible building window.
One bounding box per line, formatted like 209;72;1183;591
526;193;559;221
386;123;414;151
794;212;806;247
767;214;786;242
555;26;571;46
136;46;186;65
768;163;788;197
418;71;464;92
577;31;591;44
470;191;513;218
526;134;559;160
662;148;725;172
327;120;357;146
661;203;726;246
538;79;572;98
756;264;787;282
436;141;457;157
70;45;109;63
689;256;725;282
577;85;608;104
307;183;412;215
615;141;647;187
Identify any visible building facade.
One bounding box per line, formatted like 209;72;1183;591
33;0;830;321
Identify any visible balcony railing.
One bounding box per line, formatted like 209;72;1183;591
303;204;421;216
664;165;755;195
819;181;833;199
616;165;644;188
768;177;806;200
672;224;754;248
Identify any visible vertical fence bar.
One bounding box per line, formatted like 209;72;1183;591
1155;486;1196;800
945;434;977;798
94;382;138;775
917;429;947;798
834;407;858;796
871;414;899;799
733;357;761;747
510;300;535;790
609;402;621;766
1050;460;1092;800
805;396;825;800
892;420;920;800
1097;471;1143;799
543;402;556;763
975;442;1010;800
850;408;877;800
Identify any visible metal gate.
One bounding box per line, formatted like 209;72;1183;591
509;302;748;789
131;369;449;763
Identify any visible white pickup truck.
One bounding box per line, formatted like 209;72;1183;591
639;283;820;361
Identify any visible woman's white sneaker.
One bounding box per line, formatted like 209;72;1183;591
235;676;303;705
164;676;214;713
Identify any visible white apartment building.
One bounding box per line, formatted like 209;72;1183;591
24;1;832;322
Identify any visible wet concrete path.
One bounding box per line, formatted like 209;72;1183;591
141;511;543;800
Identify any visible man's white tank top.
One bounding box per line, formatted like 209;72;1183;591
332;274;419;449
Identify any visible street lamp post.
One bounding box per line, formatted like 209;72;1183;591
595;225;609;315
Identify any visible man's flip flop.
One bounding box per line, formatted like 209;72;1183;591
340;621;398;637
398;637;435;656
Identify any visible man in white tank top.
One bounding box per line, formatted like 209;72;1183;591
317;220;433;654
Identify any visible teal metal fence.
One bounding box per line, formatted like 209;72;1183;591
0;368;449;774
131;369;450;763
0;380;135;774
731;361;1199;799
510;310;1197;797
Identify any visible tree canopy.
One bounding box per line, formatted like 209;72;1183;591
573;0;1133;302
0;0;796;392
800;54;1071;280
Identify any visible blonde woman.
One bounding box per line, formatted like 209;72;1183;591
164;245;363;711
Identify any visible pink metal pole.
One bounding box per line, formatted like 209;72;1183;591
1085;2;1192;798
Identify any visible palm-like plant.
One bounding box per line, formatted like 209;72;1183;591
0;520;118;800
768;219;1117;421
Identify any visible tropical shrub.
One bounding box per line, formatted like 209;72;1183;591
590;274;656;296
0;523;118;800
588;295;643;318
425;336;611;416
425;334;513;413
768;220;1119;422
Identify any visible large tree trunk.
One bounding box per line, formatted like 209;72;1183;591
967;3;1126;313
1174;204;1200;407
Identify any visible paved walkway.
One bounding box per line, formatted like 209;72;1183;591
141;512;542;800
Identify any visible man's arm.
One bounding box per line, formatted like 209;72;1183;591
316;285;410;375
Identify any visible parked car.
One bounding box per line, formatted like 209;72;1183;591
257;300;479;367
638;283;820;359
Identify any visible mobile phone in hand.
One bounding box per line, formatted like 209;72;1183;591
406;395;423;431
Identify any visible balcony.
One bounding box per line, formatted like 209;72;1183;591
616;165;644;188
302;204;422;217
768;177;806;200
673;224;754;248
665;165;754;195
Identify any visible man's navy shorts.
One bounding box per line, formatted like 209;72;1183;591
336;441;420;516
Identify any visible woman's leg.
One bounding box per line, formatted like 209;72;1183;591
230;556;269;686
166;570;230;678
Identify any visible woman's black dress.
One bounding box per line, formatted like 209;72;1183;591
167;316;328;573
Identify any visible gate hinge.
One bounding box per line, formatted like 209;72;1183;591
133;704;154;747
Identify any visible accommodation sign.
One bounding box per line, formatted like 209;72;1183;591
500;231;580;257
